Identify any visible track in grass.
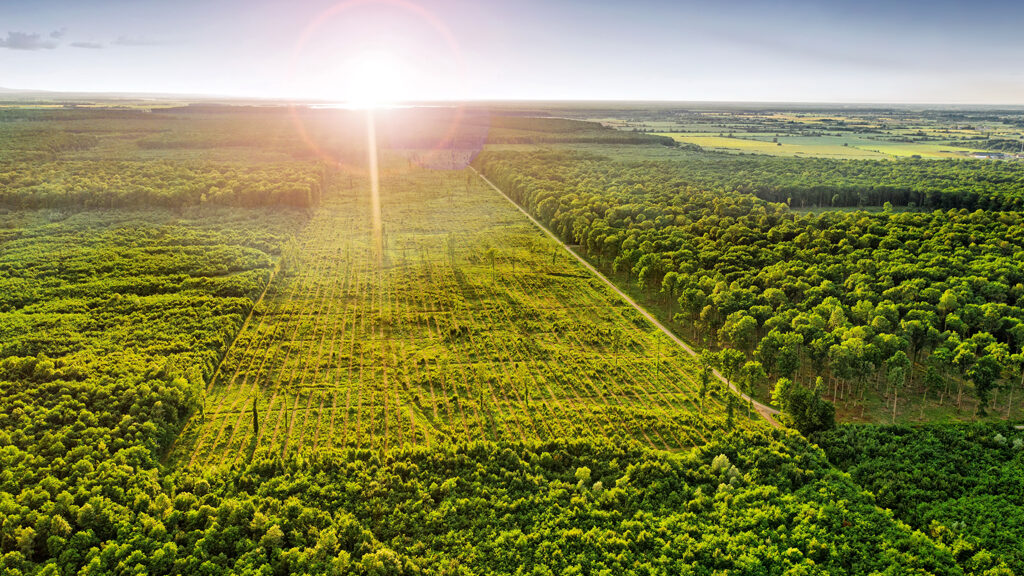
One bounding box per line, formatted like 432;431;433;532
175;156;760;467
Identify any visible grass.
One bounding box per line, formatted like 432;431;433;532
654;133;883;158
653;132;993;159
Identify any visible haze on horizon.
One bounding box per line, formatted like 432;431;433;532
2;0;1023;105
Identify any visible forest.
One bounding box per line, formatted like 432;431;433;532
0;162;324;209
475;148;1024;423
816;423;1024;574
645;152;1024;210
6;431;1017;575
0;106;1022;574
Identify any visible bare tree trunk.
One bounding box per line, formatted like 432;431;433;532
892;386;898;424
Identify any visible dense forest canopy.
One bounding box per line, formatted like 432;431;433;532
474;149;1024;422
0;161;325;209
649;152;1024;210
817;423;1024;574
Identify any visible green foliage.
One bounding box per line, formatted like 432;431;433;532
0;160;324;209
0;206;302;572
787;382;837;436
486;116;676;146
605;147;1024;210
7;433;1002;575
475;148;1024;419
817;423;1024;572
2;106;1021;576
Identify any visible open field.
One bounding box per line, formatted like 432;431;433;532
171;159;748;466
570;106;1024;160
655;132;887;158
654;132;993;159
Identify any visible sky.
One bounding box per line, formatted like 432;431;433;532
1;0;1023;104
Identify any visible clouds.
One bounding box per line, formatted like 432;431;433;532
0;29;162;51
0;31;59;50
112;36;162;47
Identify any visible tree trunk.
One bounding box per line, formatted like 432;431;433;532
892;386;898;424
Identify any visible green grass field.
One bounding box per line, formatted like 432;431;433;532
653;132;991;159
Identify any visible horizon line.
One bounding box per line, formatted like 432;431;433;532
3;87;1024;109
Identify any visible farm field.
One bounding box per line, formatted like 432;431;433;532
171;159;746;466
569;105;1024;160
654;132;889;158
654;132;990;159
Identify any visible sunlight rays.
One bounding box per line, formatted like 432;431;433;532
366;109;383;265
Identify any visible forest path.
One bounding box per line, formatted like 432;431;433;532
471;166;782;429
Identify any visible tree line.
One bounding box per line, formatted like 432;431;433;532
625;150;1024;210
0;161;325;210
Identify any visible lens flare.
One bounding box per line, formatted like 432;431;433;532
366;110;383;264
342;49;405;109
287;0;470;168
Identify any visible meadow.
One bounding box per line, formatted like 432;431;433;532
654;133;890;158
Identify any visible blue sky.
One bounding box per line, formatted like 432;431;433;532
1;0;1023;103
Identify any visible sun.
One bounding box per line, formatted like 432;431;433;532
341;49;405;109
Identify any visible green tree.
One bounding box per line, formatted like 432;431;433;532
719;348;746;391
719;312;759;356
787;378;836;436
739;360;767;417
252;395;260;440
968;354;1002;416
772;377;794;412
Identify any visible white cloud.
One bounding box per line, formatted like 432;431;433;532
0;31;58;50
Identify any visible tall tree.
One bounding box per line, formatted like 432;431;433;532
968;354;1002;417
